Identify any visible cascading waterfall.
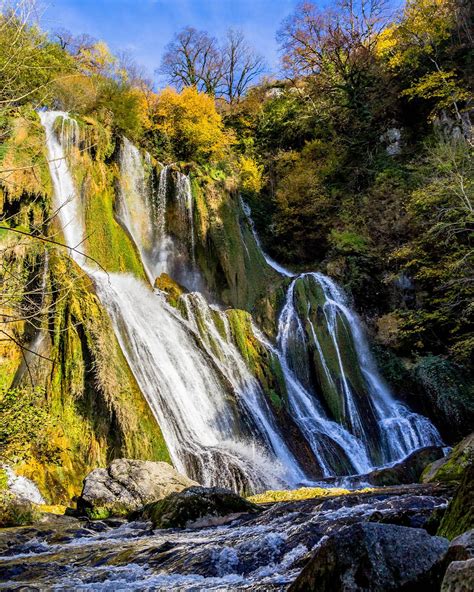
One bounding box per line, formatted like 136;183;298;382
311;273;442;459
40;109;441;492
176;172;196;268
39;111;86;266
39;111;303;492
241;199;442;475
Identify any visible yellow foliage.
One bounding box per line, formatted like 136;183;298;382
248;486;375;503
377;0;454;69
153;86;234;161
239;155;263;194
79;41;117;76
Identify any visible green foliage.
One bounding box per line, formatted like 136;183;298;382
393;137;473;361
0;13;76;108
0;386;62;464
329;230;370;255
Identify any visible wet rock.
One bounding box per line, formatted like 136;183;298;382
422;433;474;484
76;458;198;519
438;463;474;540
138;486;261;528
289;523;449;592
441;558;474;592
445;529;474;563
362;446;445;486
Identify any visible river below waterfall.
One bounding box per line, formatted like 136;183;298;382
0;484;452;591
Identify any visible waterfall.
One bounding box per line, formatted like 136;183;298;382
241;197;294;277
40;111;302;492
38;111;86;266
40;110;441;492
176;172;196;267
243;203;442;474
309;273;442;460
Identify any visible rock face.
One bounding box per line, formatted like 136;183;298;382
441;558;474;592
77;459;198;518
422;433;474;484
139;486;261;528
289;523;449;592
438;463;474;540
361;446;445;486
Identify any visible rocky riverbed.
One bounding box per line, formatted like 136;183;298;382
0;483;458;591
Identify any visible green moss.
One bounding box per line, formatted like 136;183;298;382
191;175;283;314
85;506;111;520
155;273;186;308
226;308;287;410
437;463;474;540
422;433;474;483
80;167;145;278
248;486;374;504
0;469;8;491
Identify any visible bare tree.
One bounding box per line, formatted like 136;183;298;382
278;0;389;79
222;29;265;104
159;26;223;95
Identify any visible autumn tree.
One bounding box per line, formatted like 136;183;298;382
152;86;234;162
377;0;471;124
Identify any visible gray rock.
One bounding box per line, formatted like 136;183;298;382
77;458;198;518
361;446;445;486
441;558;474;592
289;522;449;592
446;529;474;563
139;485;261;529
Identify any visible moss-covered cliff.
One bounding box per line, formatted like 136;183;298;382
0;111;169;503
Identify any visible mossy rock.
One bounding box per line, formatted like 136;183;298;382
154;273;186;308
139;486;261;529
0;492;41;528
437;463;474;540
422;433;474;484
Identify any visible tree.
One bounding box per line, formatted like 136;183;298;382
0;0;76;108
221;29;265;104
377;0;471;123
160;26;265;103
152;86;234;161
277;0;394;149
159;27;223;95
278;0;389;79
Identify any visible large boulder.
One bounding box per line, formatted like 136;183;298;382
438;463;474;540
445;529;474;563
76;459;198;519
139;486;261;529
289;522;449;592
362;446;445;486
441;558;474;592
422;433;474;484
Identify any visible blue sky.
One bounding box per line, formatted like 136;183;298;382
40;0;301;85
